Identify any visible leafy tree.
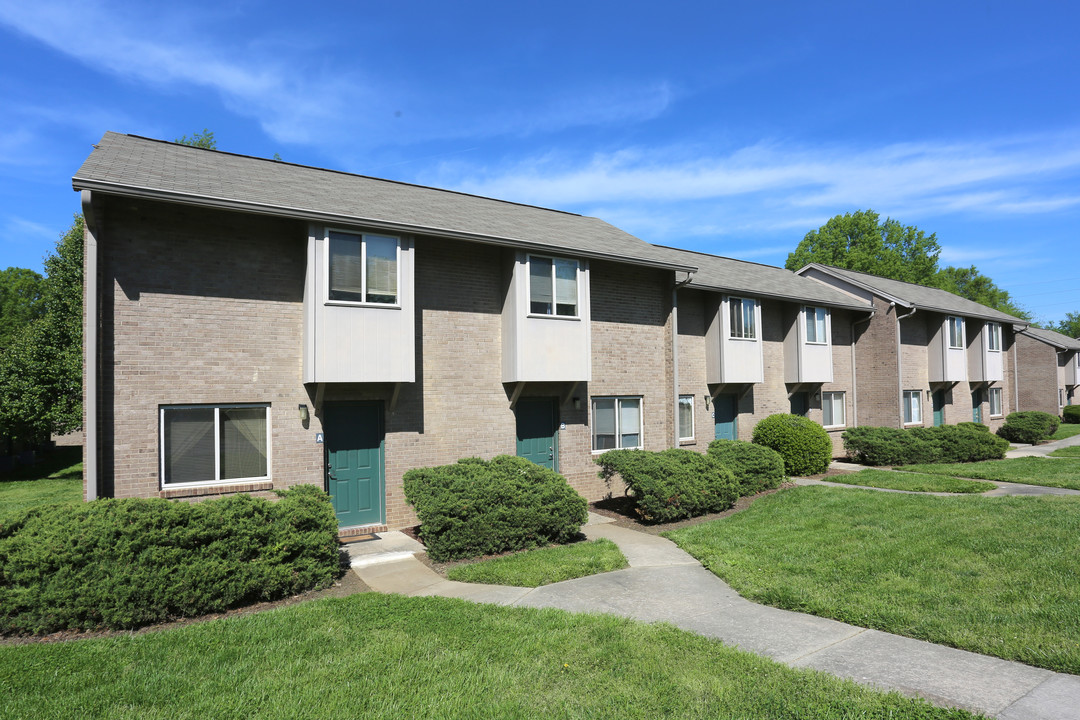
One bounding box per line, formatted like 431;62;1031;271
174;129;217;149
0;215;84;443
785;210;941;285
932;265;1031;321
0;267;45;348
1046;312;1080;339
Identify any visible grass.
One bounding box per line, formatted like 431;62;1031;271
1050;424;1080;441
0;593;979;719
826;469;995;493
446;538;627;587
0;446;82;520
898;456;1080;490
1050;446;1080;457
666;486;1080;674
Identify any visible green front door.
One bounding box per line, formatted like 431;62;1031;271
971;389;983;423
790;392;809;416
714;394;738;441
324;402;385;528
932;390;946;427
516;398;558;470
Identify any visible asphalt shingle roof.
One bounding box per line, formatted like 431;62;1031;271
1019;326;1080;350
72;132;695;272
799;264;1028;324
653;246;873;311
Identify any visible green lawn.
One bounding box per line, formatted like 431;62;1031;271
0;593;979;720
1050;424;1080;441
447;538;627;587
0;446;82;520
827;469;995;493
898;456;1080;490
666;486;1080;674
1050;446;1080;457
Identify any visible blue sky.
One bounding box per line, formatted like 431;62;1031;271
1;0;1077;323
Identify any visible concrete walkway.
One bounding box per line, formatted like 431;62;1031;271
348;514;1080;719
1006;429;1080;458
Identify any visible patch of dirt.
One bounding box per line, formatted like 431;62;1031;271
0;547;371;646
589;482;799;535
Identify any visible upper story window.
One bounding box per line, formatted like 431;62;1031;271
529;255;579;317
987;322;1002;352
947;316;964;349
729;297;757;339
805;306;828;344
327;230;399;305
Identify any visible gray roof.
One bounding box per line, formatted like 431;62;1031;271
72;132;695;272
1019;326;1080;350
653;246;873;311
799;264;1028;324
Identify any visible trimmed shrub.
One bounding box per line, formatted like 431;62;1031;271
595;449;738;523
403;455;587;562
1065;405;1080;425
843;424;1009;466
751;414;833;476
0;485;340;634
997;411;1061;445
707;439;786;495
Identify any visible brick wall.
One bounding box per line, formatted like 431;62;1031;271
853;297;899;427
1015;333;1062;415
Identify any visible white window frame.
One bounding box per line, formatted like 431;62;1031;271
159;403;272;488
805;306;828;345
903;390;923;425
822;391;846;428
947;316;964;349
527;254;580;319
678;395;695;441
324;228;402;308
591;396;644;452
989;387;1003;417
728;297;757;340
987;322;1002;352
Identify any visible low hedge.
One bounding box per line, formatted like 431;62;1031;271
997;411;1061;445
707;440;786;495
751;414;833;476
842;424;1009;466
403;455;587;562
0;485;340;634
1064;405;1080;425
595;449;738;523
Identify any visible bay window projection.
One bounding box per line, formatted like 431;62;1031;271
592;397;642;450
161;405;269;486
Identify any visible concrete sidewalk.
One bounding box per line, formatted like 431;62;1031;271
349;514;1080;719
1006;429;1080;458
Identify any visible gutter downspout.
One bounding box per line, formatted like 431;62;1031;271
895;305;918;428
81;190;98;501
850;309;876;427
672;271;696;447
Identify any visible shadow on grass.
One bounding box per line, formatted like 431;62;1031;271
1;446;82;483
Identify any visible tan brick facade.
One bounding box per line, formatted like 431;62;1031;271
1015;333;1066;416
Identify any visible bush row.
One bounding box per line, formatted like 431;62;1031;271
842;423;1009;466
403;455;587;561
1065;405;1080;425
706;439;786;495
0;486;340;634
996;411;1060;445
595;449;738;523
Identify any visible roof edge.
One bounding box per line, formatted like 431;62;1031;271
685;279;872;311
72;179;698;273
795;263;913;308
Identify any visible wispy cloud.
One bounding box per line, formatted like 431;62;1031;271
0;1;672;148
2;215;59;246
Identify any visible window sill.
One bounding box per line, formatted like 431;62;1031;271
824;425;846;431
727;336;758;342
679;438;695;445
160;480;274;499
324;300;401;310
592;447;642;455
526;313;581;321
903;422;923;427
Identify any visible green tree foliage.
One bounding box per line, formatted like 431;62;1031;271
1046;312;1080;339
0;267;45;349
932;265;1031;320
785;209;942;285
174;128;217;149
0;215;84;443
